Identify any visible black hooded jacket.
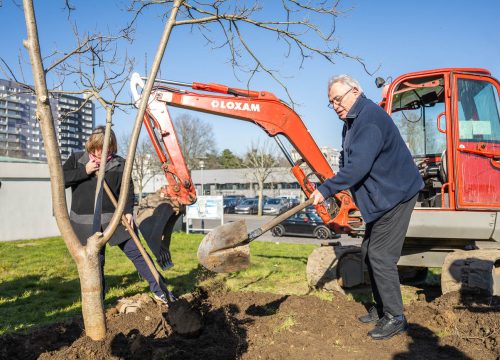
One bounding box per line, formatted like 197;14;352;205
63;151;134;245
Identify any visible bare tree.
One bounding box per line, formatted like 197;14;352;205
120;133;162;205
244;139;279;216
174;113;217;169
20;0;368;340
21;0;145;340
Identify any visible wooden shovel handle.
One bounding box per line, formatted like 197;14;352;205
102;181;164;290
248;198;315;241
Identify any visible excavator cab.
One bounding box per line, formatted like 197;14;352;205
383;69;500;212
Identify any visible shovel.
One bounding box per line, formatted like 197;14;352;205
197;197;315;273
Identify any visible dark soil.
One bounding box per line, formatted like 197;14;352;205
1;286;499;360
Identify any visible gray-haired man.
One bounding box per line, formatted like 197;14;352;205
311;75;423;340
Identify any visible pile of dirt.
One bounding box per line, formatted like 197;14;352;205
1;287;499;360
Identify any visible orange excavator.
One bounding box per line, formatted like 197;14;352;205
130;68;500;296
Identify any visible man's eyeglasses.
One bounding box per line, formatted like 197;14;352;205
328;87;353;109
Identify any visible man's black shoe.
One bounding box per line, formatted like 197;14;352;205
358;306;382;324
368;313;408;340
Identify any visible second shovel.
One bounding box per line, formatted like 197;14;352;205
197;198;315;273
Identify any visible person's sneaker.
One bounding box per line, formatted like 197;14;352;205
368;313;409;340
165;290;177;302
153;293;169;305
358;306;382;324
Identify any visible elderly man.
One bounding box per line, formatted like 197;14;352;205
311;75;423;340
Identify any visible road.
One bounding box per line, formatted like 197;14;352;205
187;213;362;246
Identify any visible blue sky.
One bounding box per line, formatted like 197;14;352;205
1;1;499;156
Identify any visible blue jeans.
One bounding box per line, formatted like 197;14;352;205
99;237;164;297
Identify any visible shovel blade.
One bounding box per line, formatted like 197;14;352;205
197;220;251;273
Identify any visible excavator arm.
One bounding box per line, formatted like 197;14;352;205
131;73;362;235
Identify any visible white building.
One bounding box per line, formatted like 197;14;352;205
142;167;305;199
0;79;95;161
0;157;70;241
134;146;340;199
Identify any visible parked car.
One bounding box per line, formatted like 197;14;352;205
263;197;289;215
271;210;336;239
303;205;316;213
234;198;259;214
223;196;246;214
287;197;300;209
223;198;238;214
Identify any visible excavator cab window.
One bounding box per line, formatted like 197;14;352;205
454;76;500;207
390;75;447;158
457;78;500;143
389;75;448;208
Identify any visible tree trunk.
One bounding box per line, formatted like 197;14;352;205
22;0;108;339
77;243;106;339
21;0;183;341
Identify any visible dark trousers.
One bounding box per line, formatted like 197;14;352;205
99;237;164;297
361;194;417;316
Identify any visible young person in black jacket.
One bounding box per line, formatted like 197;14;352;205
311;75;423;340
63;126;171;304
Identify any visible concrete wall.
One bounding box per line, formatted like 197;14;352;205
0;162;69;241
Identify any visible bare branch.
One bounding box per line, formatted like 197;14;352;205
0;57;19;82
57;92;94;121
123;0;376;103
63;0;76;19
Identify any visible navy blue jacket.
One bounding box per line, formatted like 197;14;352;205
318;95;423;224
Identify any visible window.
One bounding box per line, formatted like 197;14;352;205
281;182;300;189
391;75;447;157
235;183;250;190
457;78;500;143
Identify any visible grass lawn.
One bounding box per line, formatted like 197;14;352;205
0;233;317;335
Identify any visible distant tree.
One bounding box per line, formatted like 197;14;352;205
243;140;279;216
219;148;243;169
393;111;424;155
173;114;217;169
202;152;221;169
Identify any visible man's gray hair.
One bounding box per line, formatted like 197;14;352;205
328;75;363;93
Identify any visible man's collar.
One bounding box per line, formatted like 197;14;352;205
345;93;367;121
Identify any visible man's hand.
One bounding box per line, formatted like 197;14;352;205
85;160;99;175
124;213;134;227
310;189;325;205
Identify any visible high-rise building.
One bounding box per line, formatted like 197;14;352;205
0;79;94;161
56;93;95;160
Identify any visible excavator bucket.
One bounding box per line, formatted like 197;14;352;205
136;191;180;270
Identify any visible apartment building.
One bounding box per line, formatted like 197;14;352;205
0;79;94;161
